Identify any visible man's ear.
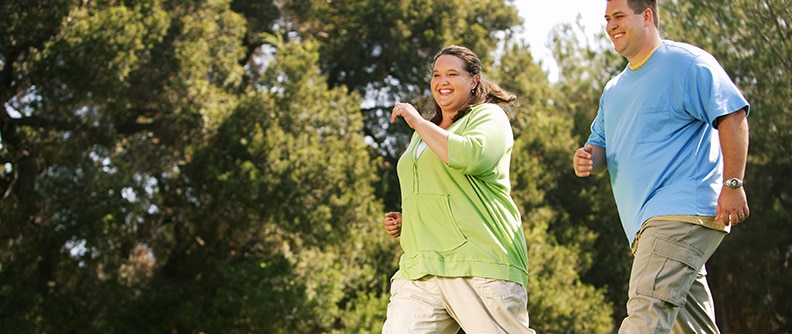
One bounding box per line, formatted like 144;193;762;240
644;8;654;27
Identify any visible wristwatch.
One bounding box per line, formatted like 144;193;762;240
723;178;743;189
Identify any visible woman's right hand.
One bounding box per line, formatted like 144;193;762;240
390;103;422;129
383;212;402;238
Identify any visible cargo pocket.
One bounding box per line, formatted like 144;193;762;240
634;236;705;306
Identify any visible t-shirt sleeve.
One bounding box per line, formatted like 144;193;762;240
447;104;512;176
684;53;750;128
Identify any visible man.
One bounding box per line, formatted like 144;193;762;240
572;0;750;333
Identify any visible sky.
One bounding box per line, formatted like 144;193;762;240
516;0;608;81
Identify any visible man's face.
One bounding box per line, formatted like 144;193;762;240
604;0;649;59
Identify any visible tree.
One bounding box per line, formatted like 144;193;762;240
165;35;396;332
495;40;615;333
1;1;395;332
0;1;187;330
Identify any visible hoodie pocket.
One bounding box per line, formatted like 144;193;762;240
402;193;468;253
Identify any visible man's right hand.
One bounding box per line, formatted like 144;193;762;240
574;145;596;177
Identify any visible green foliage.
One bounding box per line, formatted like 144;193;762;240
280;0;522;95
144;35;396;332
525;216;614;333
494;40;615;333
2;1;395;332
329;283;391;334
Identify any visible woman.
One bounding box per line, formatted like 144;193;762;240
383;45;535;334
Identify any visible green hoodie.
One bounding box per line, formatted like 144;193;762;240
393;103;529;285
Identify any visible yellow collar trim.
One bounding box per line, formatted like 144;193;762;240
629;44;661;71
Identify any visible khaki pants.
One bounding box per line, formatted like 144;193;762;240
620;220;726;334
382;276;536;334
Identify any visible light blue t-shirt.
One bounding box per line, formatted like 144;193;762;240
586;40;749;244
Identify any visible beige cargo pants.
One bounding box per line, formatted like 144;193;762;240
620;219;726;334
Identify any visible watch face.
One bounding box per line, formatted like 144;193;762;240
726;178;742;189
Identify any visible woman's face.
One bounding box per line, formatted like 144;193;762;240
431;55;479;114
